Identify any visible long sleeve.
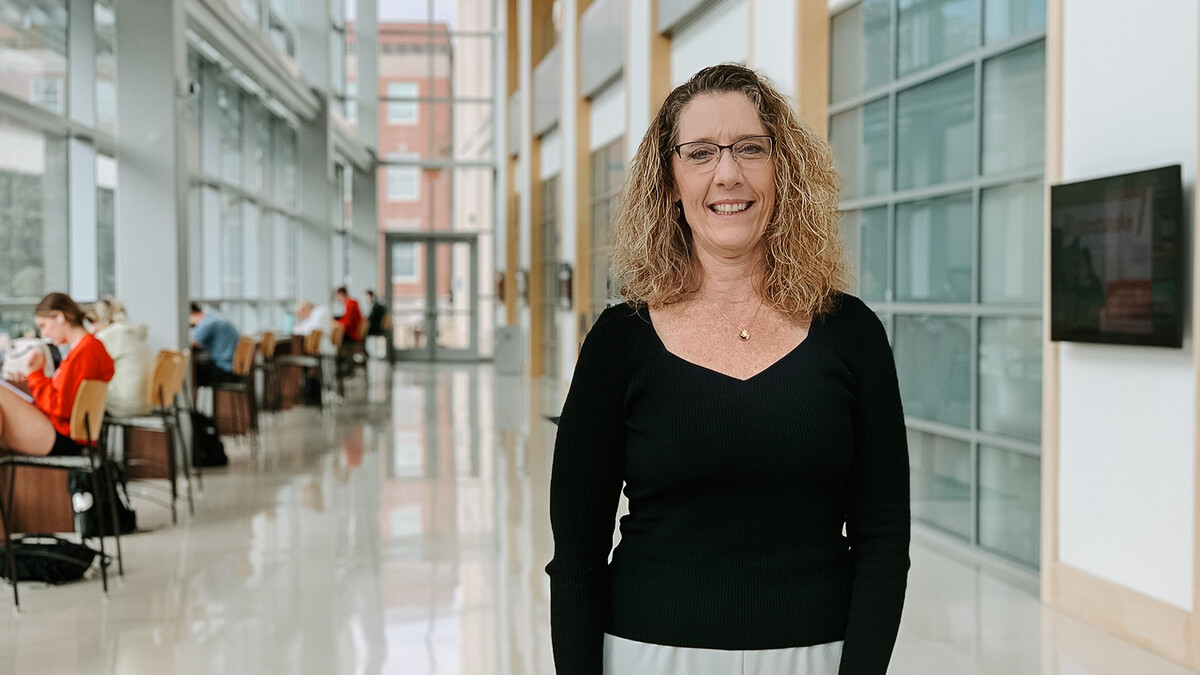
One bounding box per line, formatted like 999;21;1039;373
545;309;629;675
835;298;911;674
27;335;115;437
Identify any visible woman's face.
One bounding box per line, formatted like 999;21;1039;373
35;312;69;345
671;92;776;261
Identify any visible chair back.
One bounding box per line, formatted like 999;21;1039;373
330;323;345;349
70;380;110;446
146;350;184;408
232;336;257;376
358;317;369;340
304;330;323;356
259;331;277;359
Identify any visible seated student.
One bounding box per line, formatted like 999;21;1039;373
363;290;388;359
333;287;363;343
187;302;240;387
0;293;114;456
87;297;153;417
293;300;333;339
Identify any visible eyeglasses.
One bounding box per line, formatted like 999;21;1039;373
672;135;774;171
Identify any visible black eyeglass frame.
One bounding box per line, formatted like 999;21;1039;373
671;135;776;166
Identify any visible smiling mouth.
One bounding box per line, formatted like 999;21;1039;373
710;202;752;214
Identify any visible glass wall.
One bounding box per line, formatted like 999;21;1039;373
187;47;299;332
588;138;624;325
830;0;1046;568
376;3;499;358
0;1;81;341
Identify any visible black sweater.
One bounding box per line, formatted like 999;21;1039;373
546;294;910;674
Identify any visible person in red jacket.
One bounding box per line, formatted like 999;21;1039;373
0;293;114;456
333;286;363;343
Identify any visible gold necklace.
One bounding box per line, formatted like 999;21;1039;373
711;297;764;342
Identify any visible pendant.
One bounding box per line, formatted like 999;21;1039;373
738;330;750;341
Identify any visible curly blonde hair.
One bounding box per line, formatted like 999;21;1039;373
610;63;848;319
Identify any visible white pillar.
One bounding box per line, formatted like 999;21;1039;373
114;0;189;350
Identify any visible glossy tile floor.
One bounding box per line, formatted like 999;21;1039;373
0;361;1195;674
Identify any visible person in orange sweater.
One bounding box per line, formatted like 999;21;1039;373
0;293;114;456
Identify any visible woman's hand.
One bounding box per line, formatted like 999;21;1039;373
24;348;45;375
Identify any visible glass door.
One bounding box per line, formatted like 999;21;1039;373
386;234;478;361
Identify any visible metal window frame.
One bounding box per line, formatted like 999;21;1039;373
831;0;1047;568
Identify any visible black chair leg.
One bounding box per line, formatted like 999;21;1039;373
105;463;124;577
170;412;194;516
3;466;19;609
84;465;109;593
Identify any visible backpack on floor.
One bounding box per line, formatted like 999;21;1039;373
191;410;229;467
0;534;100;584
67;465;137;538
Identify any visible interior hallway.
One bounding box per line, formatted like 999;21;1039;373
0;362;1193;675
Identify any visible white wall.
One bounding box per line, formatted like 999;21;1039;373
590;81;626;150
751;0;796;98
670;0;748;87
1057;0;1198;610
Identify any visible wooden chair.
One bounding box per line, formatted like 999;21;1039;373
277;330;325;412
0;380;122;608
211;337;259;459
328;324;346;400
108;350;193;523
257;331;279;414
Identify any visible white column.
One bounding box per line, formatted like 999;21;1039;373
625;0;654;162
114;0;189;350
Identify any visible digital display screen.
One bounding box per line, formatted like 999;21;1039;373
1050;164;1184;348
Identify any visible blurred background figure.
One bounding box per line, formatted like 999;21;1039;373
87;296;152;417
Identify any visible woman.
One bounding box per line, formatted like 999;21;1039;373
0;293;114;456
87;296;152;417
546;64;910;675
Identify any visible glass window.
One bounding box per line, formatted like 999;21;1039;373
979;317;1041;442
896;68;975;190
0;0;68;114
97;155;117;297
274;215;297;298
392;243;419;282
981;180;1042;303
387;166;419;202
840;208;888;302
909;430;972;539
345;80;358;123
896;193;973;302
330;28;346;97
590;139;625;320
898;0;979;76
982;43;1045;175
242;203;261;298
246;102;271;195
829;98;890;200
216;74;243;185
895;315;971;427
831;0;891;102
95;0;117;135
273;121;296;204
269;14;295;56
241;0;262;25
220;192;243;297
979;445;1040;565
387;82;419;125
985;0;1047;43
0;118;68;303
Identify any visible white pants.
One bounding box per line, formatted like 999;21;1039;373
602;633;844;675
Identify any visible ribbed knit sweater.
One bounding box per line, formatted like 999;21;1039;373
546;294;910;674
